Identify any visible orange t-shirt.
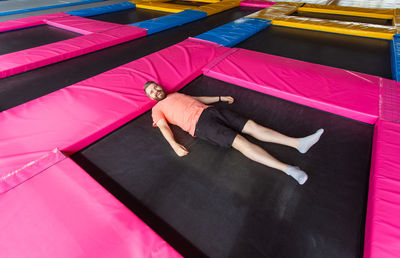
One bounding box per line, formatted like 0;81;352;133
152;93;208;136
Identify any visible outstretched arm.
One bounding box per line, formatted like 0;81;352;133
193;96;234;104
156;118;189;157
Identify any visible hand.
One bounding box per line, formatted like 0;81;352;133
173;143;189;157
221;96;234;104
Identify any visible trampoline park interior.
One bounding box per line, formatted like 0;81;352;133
0;0;400;257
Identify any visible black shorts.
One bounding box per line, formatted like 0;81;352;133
194;107;248;148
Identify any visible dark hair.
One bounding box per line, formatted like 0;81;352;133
143;81;156;93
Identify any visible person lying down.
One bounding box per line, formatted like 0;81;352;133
144;81;324;185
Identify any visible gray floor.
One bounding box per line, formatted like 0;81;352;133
0;0;126;21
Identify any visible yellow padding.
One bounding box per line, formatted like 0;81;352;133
272;16;396;40
131;0;239;15
395;9;400;33
246;3;298;20
131;0;188;12
196;0;239;16
299;4;394;20
189;0;221;3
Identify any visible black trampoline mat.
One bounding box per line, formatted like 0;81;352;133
236;25;392;79
72;76;373;258
0;7;259;112
88;8;168;24
0;25;80;55
294;11;393;26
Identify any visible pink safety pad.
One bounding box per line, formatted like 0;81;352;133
364;119;400;258
0;12;70;33
240;0;275;8
0;149;181;258
0;39;229;176
203;48;384;124
0;25;147;79
46;15;122;35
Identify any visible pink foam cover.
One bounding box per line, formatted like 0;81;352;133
0;12;69;33
46;15;121;35
0;39;229;179
0;25;147;79
364;119;400;258
0;14;149;78
239;0;275;8
0;149;181;257
203;48;384;124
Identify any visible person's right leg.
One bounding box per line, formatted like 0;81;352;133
232;134;308;185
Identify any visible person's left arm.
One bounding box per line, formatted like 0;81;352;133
193;96;234;104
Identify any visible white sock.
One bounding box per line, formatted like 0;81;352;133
297;128;324;154
285;166;308;185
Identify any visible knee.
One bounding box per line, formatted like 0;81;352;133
242;120;256;133
232;134;250;151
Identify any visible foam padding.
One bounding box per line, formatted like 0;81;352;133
132;0;239;16
395;9;400;33
392;34;400;81
66;2;136;17
188;0;220;3
0;0;105;17
299;4;394;20
196;0;240;16
246;2;299;19
0;12;70;33
365;119;400;258
0;39;229;175
202;48;391;124
239;0;275;8
0;149;181;258
0;25;147;79
271;16;396;40
46;15;122;35
131;0;187;13
131;9;207;35
195;17;270;47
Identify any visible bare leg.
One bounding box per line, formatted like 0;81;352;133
232;134;288;172
232;134;308;184
242;120;299;149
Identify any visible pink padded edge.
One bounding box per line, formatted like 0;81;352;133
364;119;400;258
0;149;181;258
0;12;70;33
46;15;121;35
239;0;275;8
203;48;382;124
0;39;229;176
0;25;147;79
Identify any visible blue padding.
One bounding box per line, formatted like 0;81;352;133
66;2;135;17
392;34;400;81
0;0;105;16
130;9;207;35
195;17;271;47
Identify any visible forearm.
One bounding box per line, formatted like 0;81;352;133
159;125;179;149
193;96;220;104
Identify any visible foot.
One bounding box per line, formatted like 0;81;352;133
285;165;308;185
297;128;324;154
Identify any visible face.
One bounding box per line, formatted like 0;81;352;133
145;83;166;101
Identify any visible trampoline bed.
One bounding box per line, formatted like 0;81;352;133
0;24;80;55
71;75;374;257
